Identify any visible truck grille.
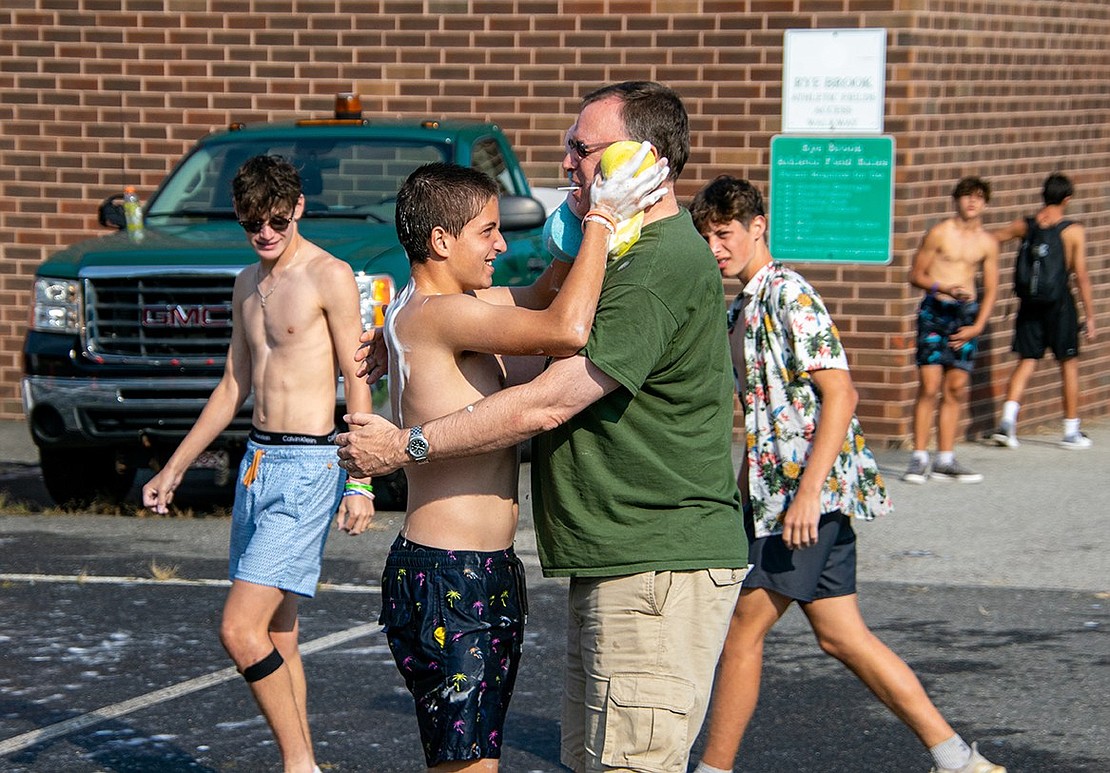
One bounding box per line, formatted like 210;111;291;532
85;274;236;363
83;404;254;438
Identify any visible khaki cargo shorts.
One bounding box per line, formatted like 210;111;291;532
560;567;746;773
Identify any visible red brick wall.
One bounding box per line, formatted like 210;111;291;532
2;1;1108;447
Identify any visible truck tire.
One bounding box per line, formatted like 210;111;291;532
39;448;137;509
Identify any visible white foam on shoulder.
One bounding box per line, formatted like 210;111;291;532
383;278;417;426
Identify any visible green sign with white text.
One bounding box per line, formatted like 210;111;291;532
769;135;894;264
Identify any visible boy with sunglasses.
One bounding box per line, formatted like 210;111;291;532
143;153;374;773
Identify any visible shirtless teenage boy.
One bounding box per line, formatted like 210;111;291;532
378;156;666;770
904;176;999;484
143;154;374;773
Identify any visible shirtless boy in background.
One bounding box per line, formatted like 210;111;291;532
378;154;666;770
143;154;374;773
904;176;999;484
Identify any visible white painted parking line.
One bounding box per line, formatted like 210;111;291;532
0;622;380;757
0;573;380;593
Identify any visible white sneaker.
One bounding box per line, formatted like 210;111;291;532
1059;432;1092;450
930;742;1006;772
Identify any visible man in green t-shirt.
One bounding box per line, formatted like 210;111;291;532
339;81;748;773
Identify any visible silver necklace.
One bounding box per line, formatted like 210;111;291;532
255;242;299;308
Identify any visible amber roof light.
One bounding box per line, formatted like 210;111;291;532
295;93;368;126
335;93;362;119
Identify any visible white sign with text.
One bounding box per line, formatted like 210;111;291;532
782;28;886;134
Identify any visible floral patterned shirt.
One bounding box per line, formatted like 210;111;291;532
736;262;892;539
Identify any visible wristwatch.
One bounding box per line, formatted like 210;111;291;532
406;425;430;464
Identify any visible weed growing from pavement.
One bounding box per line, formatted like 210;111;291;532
0;491;232;519
0;491;37;515
148;559;182;581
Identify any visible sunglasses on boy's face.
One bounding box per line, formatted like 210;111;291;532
238;214;294;234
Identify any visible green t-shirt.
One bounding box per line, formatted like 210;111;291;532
532;210;747;577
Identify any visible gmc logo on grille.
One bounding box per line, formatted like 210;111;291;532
141;304;232;329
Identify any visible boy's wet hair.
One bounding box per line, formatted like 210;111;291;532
1042;172;1073;206
396;163;500;264
689;175;766;233
951;176;991;203
232;154;302;221
584;81;689;178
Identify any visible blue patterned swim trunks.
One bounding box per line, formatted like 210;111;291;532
228;429;344;597
915;294;980;372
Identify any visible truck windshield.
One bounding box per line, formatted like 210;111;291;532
145;139;447;221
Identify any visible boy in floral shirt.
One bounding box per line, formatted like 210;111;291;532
688;176;1005;773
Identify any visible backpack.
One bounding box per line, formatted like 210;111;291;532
1014;216;1071;304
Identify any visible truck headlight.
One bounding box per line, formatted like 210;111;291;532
33;277;82;334
355;273;394;330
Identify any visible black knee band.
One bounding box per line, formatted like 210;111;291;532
241;647;284;683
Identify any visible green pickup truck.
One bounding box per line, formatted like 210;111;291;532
22;96;554;508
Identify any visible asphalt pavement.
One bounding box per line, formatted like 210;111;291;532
1;418;1107;772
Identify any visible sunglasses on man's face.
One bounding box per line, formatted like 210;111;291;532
565;137;613;161
238;214;294;234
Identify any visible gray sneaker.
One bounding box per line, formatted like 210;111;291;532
988;426;1019;449
930;459;984;483
929;742;1006;772
902;457;930;484
1059;432;1092;450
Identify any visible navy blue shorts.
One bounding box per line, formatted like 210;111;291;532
743;510;857;603
378;536;527;767
915;294;980;372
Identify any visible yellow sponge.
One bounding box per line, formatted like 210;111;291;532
599;141;656;258
600;140;655;178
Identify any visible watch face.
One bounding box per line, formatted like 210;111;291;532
407;427;429;461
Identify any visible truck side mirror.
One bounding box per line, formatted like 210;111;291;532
498;195;546;232
98;194;127;229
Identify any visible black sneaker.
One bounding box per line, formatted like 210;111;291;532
901;457;930;484
930;459;983;483
988;426;1019;449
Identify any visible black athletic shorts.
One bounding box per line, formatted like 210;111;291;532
1012;297;1080;360
378;535;527;767
743;509;857;603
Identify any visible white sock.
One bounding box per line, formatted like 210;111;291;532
912;450;930;464
1001;400;1019;429
693;762;733;773
930;734;972;770
1064;417;1080;436
936;451;955;466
